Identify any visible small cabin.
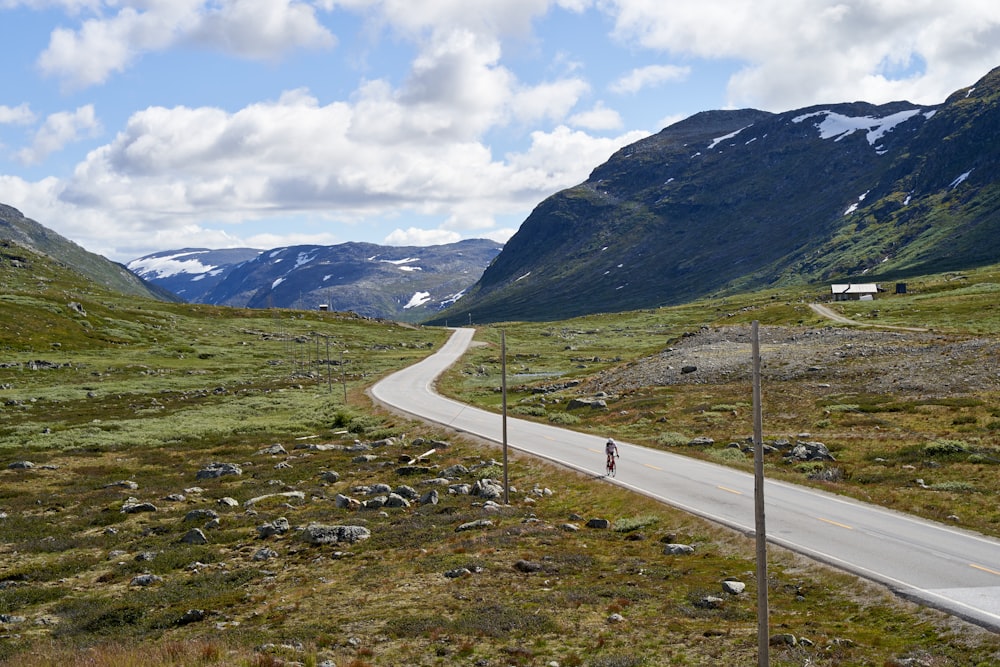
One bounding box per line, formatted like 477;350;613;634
830;283;879;301
318;304;329;311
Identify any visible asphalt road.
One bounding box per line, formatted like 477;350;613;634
371;327;1000;631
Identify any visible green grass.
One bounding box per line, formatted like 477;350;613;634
3;245;1000;665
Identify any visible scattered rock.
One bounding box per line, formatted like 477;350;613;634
122;500;158;514
664;543;695;555
300;524;371;545
181;528;208;545
456;519;493;532
176;609;205;626
184;509;219;523
196;463;243;480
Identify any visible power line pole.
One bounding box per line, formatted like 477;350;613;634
752;320;770;667
501;329;509;505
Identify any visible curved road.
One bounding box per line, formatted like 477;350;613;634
371;328;1000;631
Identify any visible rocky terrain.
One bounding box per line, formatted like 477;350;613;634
586;324;1000;397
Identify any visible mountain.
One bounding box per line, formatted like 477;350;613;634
428;66;1000;324
132;239;503;322
0;204;176;302
127;248;264;302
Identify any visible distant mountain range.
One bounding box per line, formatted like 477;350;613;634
128;240;502;322
428;65;1000;324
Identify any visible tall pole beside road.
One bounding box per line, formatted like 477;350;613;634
501;330;509;505
752;320;770;666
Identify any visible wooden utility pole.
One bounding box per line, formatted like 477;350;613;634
501;330;509;504
752;320;770;666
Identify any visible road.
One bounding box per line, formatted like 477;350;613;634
370;327;1000;632
809;302;928;331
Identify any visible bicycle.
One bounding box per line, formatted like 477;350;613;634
606;454;617;477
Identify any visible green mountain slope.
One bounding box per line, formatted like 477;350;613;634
0;204;176;302
429;66;1000;324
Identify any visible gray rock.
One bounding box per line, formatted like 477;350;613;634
586;518;611;529
456;519;493;532
419;489;439;505
319;471;340;483
104;480;139;490
384;493;410;508
8;461;34;470
176;609;205;626
393;485;419;500
257;444;287;456
441;464;469;478
513;560;542;573
130;574;163;586
253;547;279;561
257;517;291;538
335;494;361;510
184;509;219;522
196;462;243;479
300;524;371;545
722;579;746;595
181;528;208;545
664;543;695;555
122;501;158;514
471;479;504;500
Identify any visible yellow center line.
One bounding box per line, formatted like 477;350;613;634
818;517;853;530
970;563;1000;577
717;485;743;495
643;463;662;471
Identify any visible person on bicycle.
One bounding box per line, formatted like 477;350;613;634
605;438;619;470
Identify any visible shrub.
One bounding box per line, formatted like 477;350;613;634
656;432;688;447
511;405;546;417
707;447;746;463
613;515;660;532
924;439;970;456
547;412;579;425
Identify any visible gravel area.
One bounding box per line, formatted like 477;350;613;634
585;325;1000;397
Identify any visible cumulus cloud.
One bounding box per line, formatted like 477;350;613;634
610;64;690;94
0;104;36;125
384;226;462;246
16;105;100;165
36;0;334;89
603;0;1000;109
569;101;623;130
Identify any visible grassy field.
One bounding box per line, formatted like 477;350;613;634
2;245;1000;665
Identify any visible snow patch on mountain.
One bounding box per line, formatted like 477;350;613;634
127;251;216;278
708;125;751;150
404;292;431;309
792;108;923;147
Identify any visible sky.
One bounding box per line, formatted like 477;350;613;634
1;1;999;263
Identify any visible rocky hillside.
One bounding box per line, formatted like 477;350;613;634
0;204;175;302
429;66;1000;324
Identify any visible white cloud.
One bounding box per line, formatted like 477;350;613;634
603;0;1000;109
191;0;335;59
610;64;690;94
0;103;36;125
36;0;335;89
16;105;100;165
384;226;461;246
569;101;623;130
